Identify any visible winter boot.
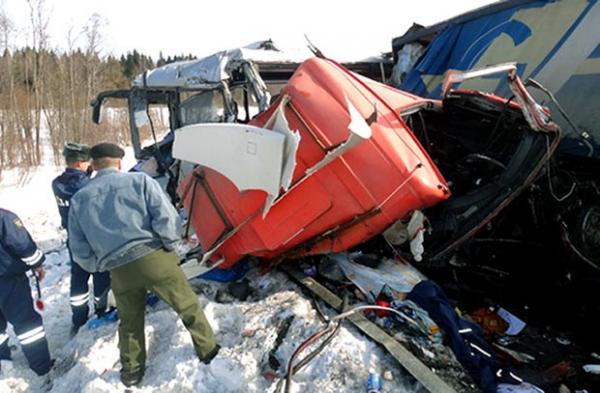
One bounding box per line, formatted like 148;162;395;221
121;367;145;387
200;344;221;365
40;374;53;392
69;325;81;338
39;359;56;392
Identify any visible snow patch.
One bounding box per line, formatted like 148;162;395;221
1;147;419;393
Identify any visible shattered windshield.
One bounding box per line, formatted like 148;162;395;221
180;90;224;126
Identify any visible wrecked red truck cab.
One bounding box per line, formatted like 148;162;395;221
177;58;450;269
174;58;559;271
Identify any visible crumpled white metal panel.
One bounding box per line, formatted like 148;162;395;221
172;123;285;197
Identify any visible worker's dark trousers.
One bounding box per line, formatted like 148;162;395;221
70;260;111;328
0;275;52;375
110;249;217;374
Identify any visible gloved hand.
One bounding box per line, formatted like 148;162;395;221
33;266;46;281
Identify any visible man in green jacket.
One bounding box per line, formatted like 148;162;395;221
68;142;218;387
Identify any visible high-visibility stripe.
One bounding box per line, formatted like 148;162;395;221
458;328;472;334
20;331;46;345
0;333;8;345
469;342;492;358
497;369;525;383
71;297;89;307
509;371;523;383
22;249;43;265
71;293;89;301
71;293;89;306
17;326;44;341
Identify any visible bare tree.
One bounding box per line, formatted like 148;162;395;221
81;14;106;142
25;0;51;165
0;7;14;52
0;7;15;175
0;6;164;174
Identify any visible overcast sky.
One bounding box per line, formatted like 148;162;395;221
1;0;496;60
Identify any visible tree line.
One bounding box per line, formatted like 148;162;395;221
0;2;195;175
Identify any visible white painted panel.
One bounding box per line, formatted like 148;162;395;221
173;123;285;196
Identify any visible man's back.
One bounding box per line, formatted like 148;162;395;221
51;168;90;228
0;208;45;276
68;168;181;272
69;142;217;387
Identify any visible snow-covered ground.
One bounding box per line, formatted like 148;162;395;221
0;150;419;392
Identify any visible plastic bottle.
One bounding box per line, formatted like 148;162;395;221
367;368;382;393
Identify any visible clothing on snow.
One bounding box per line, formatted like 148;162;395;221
407;280;523;393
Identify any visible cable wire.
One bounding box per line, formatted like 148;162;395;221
282;305;414;393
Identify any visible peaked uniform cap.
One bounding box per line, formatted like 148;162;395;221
63;142;91;161
90;143;125;159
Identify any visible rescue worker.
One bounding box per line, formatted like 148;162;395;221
0;208;53;376
68;143;219;387
51;143;111;335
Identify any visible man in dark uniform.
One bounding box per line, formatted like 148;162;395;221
0;208;52;376
52;143;111;335
69;143;218;387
